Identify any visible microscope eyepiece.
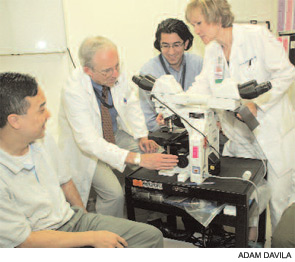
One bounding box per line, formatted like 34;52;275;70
238;80;272;99
132;75;143;86
132;75;155;91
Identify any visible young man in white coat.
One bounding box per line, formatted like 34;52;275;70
59;36;178;218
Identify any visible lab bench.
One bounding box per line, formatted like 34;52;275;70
125;156;267;248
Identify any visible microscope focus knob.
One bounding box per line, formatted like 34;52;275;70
178;155;189;168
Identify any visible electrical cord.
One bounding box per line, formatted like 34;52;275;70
206;136;268;247
67;48;76;69
190;227;235;248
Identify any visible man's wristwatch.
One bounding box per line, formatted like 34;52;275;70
134;153;141;165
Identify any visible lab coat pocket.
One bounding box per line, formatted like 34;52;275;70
117;97;129;113
239;57;258;80
256;107;265;126
271;129;295;176
254;108;280;152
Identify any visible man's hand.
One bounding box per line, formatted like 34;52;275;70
91;231;128;248
138;137;159;153
17;230;127;248
156;113;165;126
61;179;87;213
140;153;178;170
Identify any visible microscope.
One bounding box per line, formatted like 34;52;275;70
133;74;272;184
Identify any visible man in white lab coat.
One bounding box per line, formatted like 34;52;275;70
59;36;178;218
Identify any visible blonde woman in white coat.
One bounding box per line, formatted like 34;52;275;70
59;36;178;218
184;0;295;239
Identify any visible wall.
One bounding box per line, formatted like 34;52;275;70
62;0;189;74
0;54;71;136
0;0;283;138
0;0;70;137
229;0;278;32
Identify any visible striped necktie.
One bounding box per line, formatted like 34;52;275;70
101;86;116;144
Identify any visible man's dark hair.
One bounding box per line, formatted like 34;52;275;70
154;18;194;52
0;72;38;128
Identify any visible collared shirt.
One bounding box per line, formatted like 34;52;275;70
139;53;203;131
91;80;118;133
0;134;74;248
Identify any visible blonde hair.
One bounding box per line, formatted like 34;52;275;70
78;36;117;69
186;0;234;28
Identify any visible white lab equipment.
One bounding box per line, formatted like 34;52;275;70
133;74;272;184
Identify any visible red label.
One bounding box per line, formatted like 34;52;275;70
193;146;199;158
133;180;143;187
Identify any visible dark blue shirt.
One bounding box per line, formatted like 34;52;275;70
91;80;118;133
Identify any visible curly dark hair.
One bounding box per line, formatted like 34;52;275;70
154;18;194;52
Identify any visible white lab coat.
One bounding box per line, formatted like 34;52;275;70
58;68;148;204
188;24;295;178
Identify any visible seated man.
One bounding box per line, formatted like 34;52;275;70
272;202;295;248
0;72;163;248
59;36;178;218
139;18;203;131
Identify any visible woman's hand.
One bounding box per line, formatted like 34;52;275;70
237;102;257;119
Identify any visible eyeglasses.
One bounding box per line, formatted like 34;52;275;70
160;42;184;50
93;64;120;77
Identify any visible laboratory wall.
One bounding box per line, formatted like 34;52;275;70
0;0;286;139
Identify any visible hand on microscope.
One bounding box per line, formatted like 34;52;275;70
140;153;179;170
156;113;165;126
138;137;159;153
126;152;178;170
236;102;257;120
